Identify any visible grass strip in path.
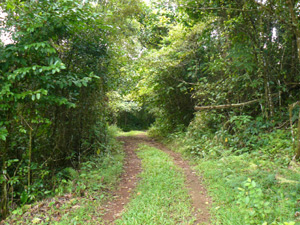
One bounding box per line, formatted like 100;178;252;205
115;144;196;225
147;140;211;224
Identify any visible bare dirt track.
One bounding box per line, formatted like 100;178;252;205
102;136;142;224
102;134;211;225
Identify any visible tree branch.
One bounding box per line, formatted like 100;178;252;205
194;98;260;110
195;93;280;111
179;5;258;12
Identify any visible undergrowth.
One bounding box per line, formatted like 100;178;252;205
3;126;125;225
165;125;299;225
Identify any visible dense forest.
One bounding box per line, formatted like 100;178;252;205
1;0;300;224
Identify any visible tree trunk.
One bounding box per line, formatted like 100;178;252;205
28;129;32;189
194;94;277;111
289;103;296;148
1;115;10;219
1;145;8;219
295;110;300;159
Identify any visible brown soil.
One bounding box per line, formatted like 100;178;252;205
101;135;143;224
102;134;211;225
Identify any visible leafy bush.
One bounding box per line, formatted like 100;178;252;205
236;178;272;224
166;122;298;224
0;0;117;218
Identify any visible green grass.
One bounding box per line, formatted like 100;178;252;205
117;130;147;137
197;155;300;225
115;145;195;225
56;151;125;225
167;137;299;225
108;124;147;137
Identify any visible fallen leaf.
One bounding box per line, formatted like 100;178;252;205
32;217;42;224
72;205;81;209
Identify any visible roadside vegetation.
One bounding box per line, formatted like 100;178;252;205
3;127;124;224
166;126;298;224
0;0;142;219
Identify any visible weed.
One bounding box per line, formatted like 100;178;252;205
236;178;271;224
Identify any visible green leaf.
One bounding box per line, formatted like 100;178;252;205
245;196;250;204
0;127;8;141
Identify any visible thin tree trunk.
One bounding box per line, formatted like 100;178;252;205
289;104;296;148
296;110;300;159
267;80;274;117
1;147;8;219
1;113;11;219
28;129;32;188
263;73;269;118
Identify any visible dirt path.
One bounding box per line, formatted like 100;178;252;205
102;134;211;224
102;136;142;224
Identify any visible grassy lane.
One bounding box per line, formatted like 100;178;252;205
115;145;195;225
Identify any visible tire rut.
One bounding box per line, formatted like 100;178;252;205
102;134;211;225
101;136;142;224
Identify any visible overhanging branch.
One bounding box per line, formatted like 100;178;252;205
195;93;280;111
194;98;260;111
179;5;258;12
